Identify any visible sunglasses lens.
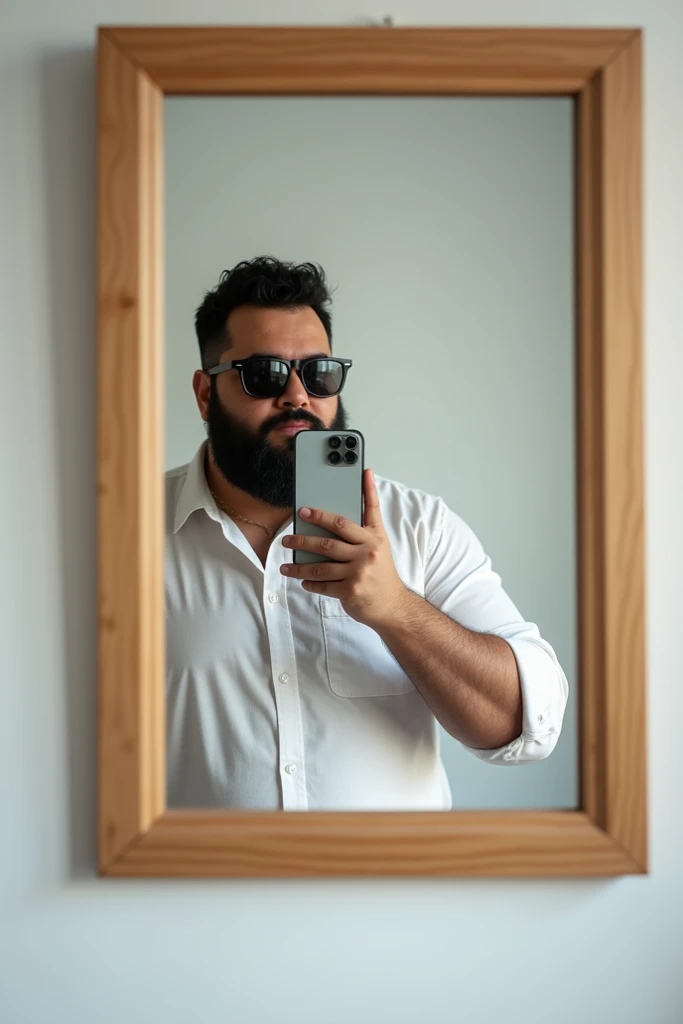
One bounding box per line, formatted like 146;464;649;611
243;359;289;397
302;359;344;397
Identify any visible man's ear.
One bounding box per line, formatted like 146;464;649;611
192;369;211;421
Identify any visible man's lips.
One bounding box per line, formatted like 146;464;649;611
274;422;312;435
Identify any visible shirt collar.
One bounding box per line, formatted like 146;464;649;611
172;440;218;535
171;439;295;540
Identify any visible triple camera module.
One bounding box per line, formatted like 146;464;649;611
327;434;358;466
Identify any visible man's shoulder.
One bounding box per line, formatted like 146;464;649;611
373;474;480;570
373;472;442;509
165;461;191;501
166;460;191;487
164;461;192;534
372;473;446;532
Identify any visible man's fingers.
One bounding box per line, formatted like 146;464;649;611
297;506;365;542
283;533;354;560
280;560;349;581
362;468;382;529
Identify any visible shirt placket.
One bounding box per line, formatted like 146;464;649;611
263;550;308;810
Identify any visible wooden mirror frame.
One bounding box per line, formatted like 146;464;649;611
97;26;646;877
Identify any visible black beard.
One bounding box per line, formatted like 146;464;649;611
205;382;349;509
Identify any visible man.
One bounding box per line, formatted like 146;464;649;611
166;256;569;810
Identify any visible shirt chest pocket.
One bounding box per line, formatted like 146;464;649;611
319;597;415;698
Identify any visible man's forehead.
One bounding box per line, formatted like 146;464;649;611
225;305;330;357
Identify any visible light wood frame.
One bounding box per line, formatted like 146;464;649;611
97;26;646;877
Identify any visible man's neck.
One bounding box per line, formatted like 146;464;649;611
203;446;291;533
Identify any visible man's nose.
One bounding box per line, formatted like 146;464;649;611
277;368;309;408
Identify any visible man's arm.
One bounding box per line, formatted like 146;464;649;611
373;588;523;749
281;469;568;762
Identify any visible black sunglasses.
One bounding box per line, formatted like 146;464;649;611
207;355;352;399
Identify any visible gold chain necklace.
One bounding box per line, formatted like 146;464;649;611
208;486;276;539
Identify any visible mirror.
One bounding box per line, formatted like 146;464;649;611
163;95;578;812
98;25;646;876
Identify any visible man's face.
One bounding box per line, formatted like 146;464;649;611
194;305;348;509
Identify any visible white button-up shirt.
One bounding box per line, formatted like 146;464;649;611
166;441;569;811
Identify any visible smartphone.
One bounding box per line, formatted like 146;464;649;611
293;429;365;564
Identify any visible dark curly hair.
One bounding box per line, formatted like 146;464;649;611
194;256;333;370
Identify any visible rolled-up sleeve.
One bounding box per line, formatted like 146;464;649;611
423;497;569;765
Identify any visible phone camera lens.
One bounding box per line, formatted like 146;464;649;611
328;436;342;449
343;451;357;465
328;451;341;465
344;436;358;449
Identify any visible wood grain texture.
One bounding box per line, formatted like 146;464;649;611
600;35;647;869
97;32;166;869
576;35;646;871
103;811;638;878
101;26;636;95
96;25;646;877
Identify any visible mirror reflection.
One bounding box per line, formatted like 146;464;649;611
164;97;577;811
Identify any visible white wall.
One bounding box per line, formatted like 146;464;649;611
1;2;682;1022
164;95;577;810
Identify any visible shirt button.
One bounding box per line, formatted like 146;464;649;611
284;764;297;775
279;673;289;684
268;593;279;603
538;714;545;723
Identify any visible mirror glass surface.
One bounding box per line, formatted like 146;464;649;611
164;96;578;811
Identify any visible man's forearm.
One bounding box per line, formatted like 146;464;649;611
373;589;523;749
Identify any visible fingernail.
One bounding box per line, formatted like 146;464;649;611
281;565;292;574
300;507;312;518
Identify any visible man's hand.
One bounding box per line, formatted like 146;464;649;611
279;468;408;629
